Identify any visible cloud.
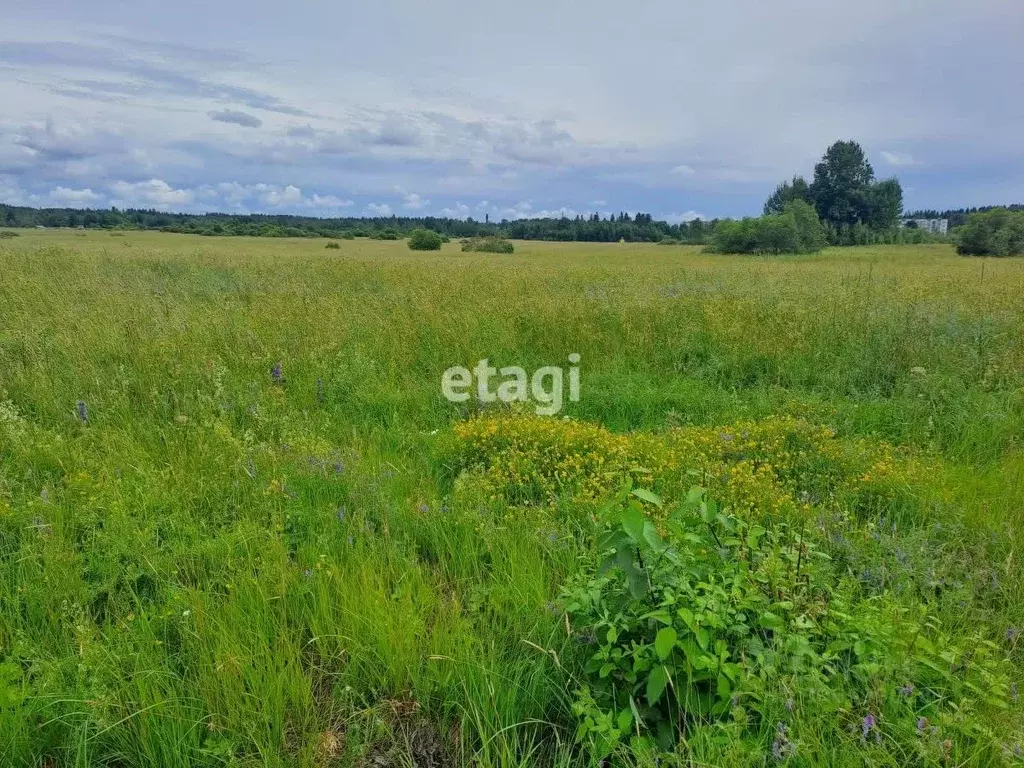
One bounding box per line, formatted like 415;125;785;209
310;194;354;209
365;202;393;216
396;187;430;210
50;185;101;204
439;202;471;219
1;1;1022;216
110;179;194;208
880;151;919;167
209;110;263;129
662;210;708;223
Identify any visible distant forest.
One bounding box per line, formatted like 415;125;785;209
3;200;1019;245
0;203;714;243
904;204;1024;229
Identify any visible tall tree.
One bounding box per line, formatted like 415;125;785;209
763;176;811;215
810;140;875;227
865;178;904;230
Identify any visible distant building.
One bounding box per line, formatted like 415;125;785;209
901;218;948;235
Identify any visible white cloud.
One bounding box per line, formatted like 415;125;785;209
439;202;471;219
309;193;353;209
662;210;708;223
48;183;99;201
396;188;430;210
670;165;696;176
880;151;919;167
256;183;303;206
365;202;393;216
109;179;194;208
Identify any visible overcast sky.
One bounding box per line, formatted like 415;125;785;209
1;0;1021;221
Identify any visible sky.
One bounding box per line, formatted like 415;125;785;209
1;0;1022;222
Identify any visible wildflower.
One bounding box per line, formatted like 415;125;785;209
575;630;597;646
916;717;927;735
76;400;88;424
336;507;346;523
772;723;795;761
785;697;794;712
861;713;877;743
332;461;344;474
1007;627;1020;643
40;488;49;503
417;502;429;514
898;683;915;698
271;362;285;384
303;568;312;579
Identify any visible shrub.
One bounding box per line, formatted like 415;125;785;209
707;200;826;255
461;237;514;254
407;228;444;251
955;208;1024;256
562;484;1016;760
340;231;356;240
324;241;341;250
374;230;400;241
0;230;19;239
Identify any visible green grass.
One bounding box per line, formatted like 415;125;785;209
1;230;1024;766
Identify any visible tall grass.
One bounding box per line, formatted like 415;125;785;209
1;230;1023;765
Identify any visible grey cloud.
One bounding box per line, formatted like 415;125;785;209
209;110;263;128
0;40;310;117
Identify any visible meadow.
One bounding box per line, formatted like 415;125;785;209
1;230;1024;766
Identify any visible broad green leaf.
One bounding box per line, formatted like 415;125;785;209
631;487;663;507
646;664;669;705
617;708;633;733
655;627;677;660
622;506;645;542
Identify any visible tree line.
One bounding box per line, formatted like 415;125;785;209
0;203;717;244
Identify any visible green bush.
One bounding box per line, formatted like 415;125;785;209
955;208;1024;256
374;230;401;241
707;200;826;255
461;237;514;254
340;231;355;240
0;230;19;239
562;484;1016;761
324;241;341;250
407;228;444;251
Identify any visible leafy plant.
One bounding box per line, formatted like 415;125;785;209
561;483;1019;761
408;228;444;251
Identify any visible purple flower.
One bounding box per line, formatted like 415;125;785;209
417;502;430;513
861;713;877;742
76;400;88;424
271;362;284;384
785;697;794;712
1007;627;1020;643
771;723;795;761
898;683;915;698
916;717;927;735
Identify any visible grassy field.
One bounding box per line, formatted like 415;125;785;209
2;230;1024;766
